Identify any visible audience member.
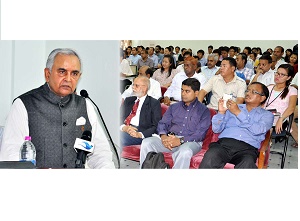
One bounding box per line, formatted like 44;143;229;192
121;66;161;101
242;46;254;70
198;57;247;110
137;49;154;69
176;51;193;73
120;48;133;93
128;47;141;65
213;48;222;66
290;72;298;148
284;48;293;63
200;53;220;82
174;46;180;62
155;45;164;67
164;57;206;105
228;46;237;59
273;46;287;71
235;53;255;84
152;54;179;88
288;52;298;74
148;47;159;68
199;82;274;169
205;45;213;59
120;76;161;148
264;64;297;135
177;48;187;65
140;78;211;169
250;54;275;86
124;46;132;59
197;49;207;67
220;46;229;60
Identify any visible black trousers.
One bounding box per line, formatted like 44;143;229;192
199;138;259;169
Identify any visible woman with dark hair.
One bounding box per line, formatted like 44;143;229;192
152;54;179;87
288;52;298;74
284;48;293;62
264;64;297;134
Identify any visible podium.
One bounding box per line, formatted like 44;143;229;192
0;161;36;169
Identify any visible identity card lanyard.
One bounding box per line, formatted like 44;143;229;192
265;85;286;109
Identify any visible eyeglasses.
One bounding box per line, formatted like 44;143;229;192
275;72;288;77
245;89;264;96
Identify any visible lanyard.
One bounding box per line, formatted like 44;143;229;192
265;85;286;108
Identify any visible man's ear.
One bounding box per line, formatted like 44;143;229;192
44;68;50;82
195;90;199;97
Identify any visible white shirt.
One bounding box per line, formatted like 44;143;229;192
200;66;220;81
250;69;275;87
274;59;287;71
176;64;184;73
121;78;162;100
291;72;298;86
0;98;115;169
164;72;207;101
120;95;147;138
120;59;133;76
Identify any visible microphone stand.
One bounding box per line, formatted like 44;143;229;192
82;92;120;169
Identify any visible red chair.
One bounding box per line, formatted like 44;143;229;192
122;107;271;169
121;103;169;161
161;86;167;97
163;108;271;169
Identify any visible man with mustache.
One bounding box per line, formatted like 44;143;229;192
120;76;161;151
199;82;274;169
0;48;116;169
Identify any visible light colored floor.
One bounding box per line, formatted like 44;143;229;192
120;134;298;169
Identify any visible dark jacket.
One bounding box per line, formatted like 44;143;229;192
121;95;162;138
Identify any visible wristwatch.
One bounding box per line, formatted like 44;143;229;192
179;137;184;145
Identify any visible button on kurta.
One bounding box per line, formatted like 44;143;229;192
63;122;68;126
63;143;67;147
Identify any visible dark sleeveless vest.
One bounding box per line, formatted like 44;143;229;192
18;83;92;168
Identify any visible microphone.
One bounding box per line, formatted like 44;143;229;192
74;130;94;168
80;89;120;168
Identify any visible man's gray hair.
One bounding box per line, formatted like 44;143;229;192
46;48;82;72
208;53;219;62
139;76;150;92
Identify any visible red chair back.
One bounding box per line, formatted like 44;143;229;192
161;87;167;97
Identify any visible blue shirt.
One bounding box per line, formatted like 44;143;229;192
212;104;274;148
149;54;159;68
129;54;141;65
156;53;164;64
157;98;211;142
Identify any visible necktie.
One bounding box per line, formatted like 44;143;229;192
124;99;140;125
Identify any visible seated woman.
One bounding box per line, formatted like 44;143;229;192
152;54;179;88
288;52;298;74
264;64;297;136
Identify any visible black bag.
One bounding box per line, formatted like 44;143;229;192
141;151;170;169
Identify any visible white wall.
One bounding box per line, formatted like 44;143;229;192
132;40;298;55
0;40;120;146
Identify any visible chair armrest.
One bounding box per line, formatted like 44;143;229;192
257;130;271;169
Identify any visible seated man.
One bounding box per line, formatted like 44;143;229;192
199;82;274;169
198;57;247;111
250;54;275;87
163;56;206;106
120;76;161;149
140;78;211;169
121;66;161;101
